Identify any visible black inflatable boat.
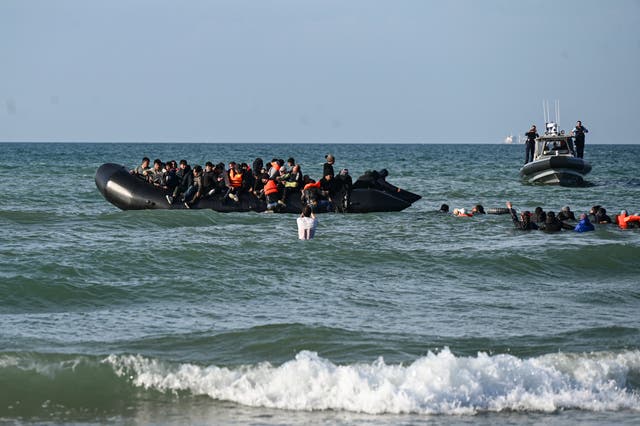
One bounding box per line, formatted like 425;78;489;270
95;163;421;213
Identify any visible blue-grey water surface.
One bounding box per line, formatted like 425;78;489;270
0;142;639;425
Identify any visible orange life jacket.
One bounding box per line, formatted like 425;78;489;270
624;215;640;223
303;181;321;190
229;169;243;188
264;179;279;195
617;213;628;229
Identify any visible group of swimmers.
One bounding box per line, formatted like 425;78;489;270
438;202;640;232
130;154;354;211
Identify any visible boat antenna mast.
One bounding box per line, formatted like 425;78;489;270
542;100;560;135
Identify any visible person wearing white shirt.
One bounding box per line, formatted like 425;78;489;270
297;205;318;240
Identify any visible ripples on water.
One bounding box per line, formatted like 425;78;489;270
0;143;639;423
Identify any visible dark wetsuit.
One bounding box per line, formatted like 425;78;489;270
509;208;539;231
557;210;576;222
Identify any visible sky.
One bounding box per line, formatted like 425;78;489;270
1;0;639;143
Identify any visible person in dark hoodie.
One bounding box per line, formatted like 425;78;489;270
166;159;192;204
574;213;595;232
506;201;539;231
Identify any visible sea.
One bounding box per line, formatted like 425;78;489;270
0;142;639;425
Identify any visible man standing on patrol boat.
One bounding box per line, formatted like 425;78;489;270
572;120;589;158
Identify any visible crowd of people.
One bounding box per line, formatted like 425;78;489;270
439;202;639;233
130;154;354;212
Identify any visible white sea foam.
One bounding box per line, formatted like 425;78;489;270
104;349;640;415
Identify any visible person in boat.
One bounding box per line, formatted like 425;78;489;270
323;154;335;178
211;162;230;198
162;160;177;192
252;158;264;180
333;168;353;212
268;158;282;179
524;125;539;164
471;204;485;215
355;169;402;194
557;206;576;222
166;159;192;204
318;172;338;211
571;120;589;159
280;164;303;207
302;176;321;211
297;205;318;240
227;162;243;202
183;165;204;208
148;159;165;187
131;157;151;177
286;157;296;172
506;201;539;230
439;204;450;213
262;174;282;210
240;163;255;195
574;213;595;232
201;162;216;197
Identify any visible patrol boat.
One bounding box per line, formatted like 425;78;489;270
520;102;591;185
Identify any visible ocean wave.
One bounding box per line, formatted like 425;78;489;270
102;349;640;414
1;349;603;415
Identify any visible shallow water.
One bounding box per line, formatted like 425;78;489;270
0;142;639;424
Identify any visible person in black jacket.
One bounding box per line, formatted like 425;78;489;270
202;162;216;197
524;125;539;164
334;168;353;212
166;159;192;204
571;120;589;158
323;154;335;178
506;201;539;231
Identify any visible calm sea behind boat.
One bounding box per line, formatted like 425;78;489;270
1;142;639;425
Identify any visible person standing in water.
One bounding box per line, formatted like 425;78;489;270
297;205;318;240
524;125;539;164
572;120;589;158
